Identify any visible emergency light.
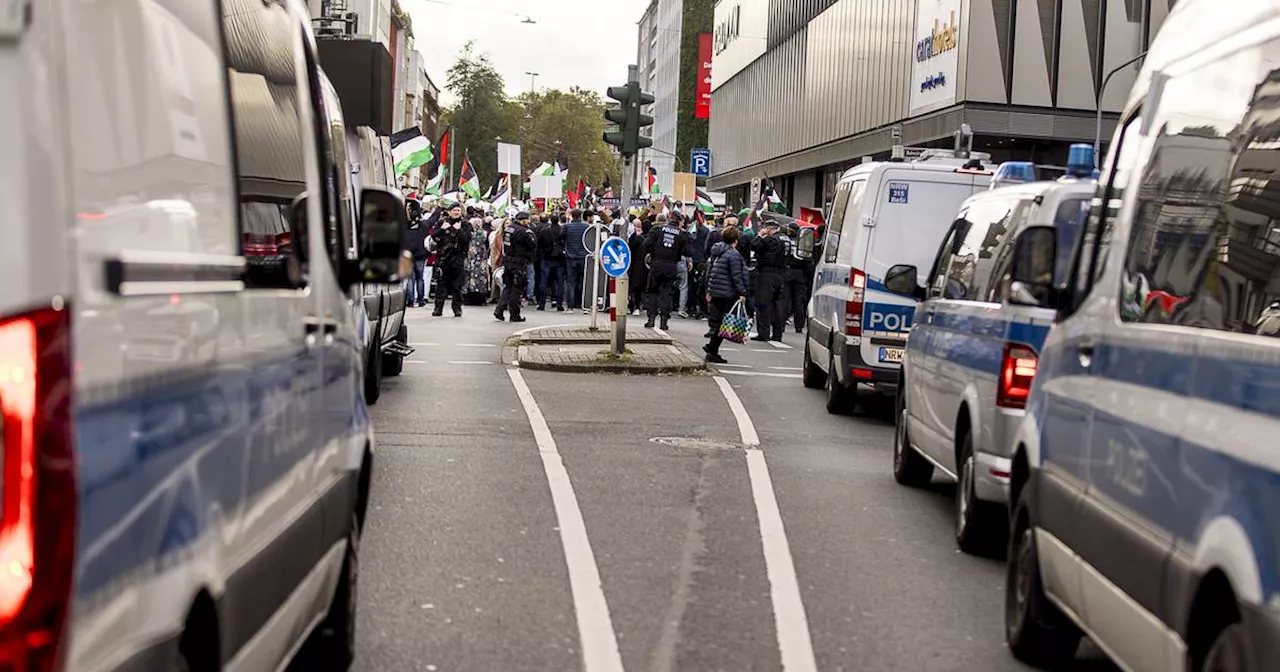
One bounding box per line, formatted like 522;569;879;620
990;162;1037;189
1065;144;1095;178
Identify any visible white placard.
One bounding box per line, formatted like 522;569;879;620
530;174;562;200
711;0;768;91
497;142;522;175
909;0;962;117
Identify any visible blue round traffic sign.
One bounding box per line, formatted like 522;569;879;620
599;236;631;278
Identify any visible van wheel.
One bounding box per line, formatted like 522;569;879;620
825;354;854;414
1203;622;1248;672
892;387;933;487
956;430;1004;555
382;325;407;378
364;344;382;405
302;516;359;670
802;337;824;389
1006;486;1081;666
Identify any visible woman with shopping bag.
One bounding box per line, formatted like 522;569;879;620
703;226;751;364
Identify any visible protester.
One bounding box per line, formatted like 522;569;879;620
496;211;537;323
429;203;471;317
488;217;506;303
627;217;649;315
404;200;429;307
563;209;590;313
643;212;694;330
464;216;490;304
689;215;711;320
703;226;750;364
783;223;814;333
750;220;788;341
538;212;567;310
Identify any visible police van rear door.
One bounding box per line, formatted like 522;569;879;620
859;170;986;371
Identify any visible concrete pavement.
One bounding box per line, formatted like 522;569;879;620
353;305;1118;671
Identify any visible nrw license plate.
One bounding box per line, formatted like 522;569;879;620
878;347;904;364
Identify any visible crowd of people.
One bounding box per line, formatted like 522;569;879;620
400;196;818;364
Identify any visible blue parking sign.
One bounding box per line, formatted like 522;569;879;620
690;149;712;177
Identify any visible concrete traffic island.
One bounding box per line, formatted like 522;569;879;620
503;325;706;374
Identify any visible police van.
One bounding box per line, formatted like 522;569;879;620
802;131;995;413
1002;1;1280;669
889;150;1095;554
4;0;406;669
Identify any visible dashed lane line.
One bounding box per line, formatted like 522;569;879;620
766;340;793;350
506;370;624;672
447;361;493;365
713;377;817;672
718;371;803;380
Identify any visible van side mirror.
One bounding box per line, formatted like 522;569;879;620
1009;226;1057;307
798;227;816;258
885;264;924;299
359;187;409;284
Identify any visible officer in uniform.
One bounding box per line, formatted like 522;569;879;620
429;203;472;317
643;212;694;330
781;223;814;334
750;220;788;342
496;211;538;323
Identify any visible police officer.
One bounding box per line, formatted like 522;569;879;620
496;211;537;323
429;203;472;317
750;219;788;342
781;223;814;334
643;212;694;330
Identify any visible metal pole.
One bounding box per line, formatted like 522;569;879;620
613;155;634;356
590;226;601;330
1094;50;1148;168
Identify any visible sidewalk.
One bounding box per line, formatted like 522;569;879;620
504;324;706;374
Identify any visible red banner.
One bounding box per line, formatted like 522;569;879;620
696;34;712;120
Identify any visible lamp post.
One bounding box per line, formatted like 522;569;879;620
1094;50;1148;168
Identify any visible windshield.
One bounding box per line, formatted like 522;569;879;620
1053;197;1089;285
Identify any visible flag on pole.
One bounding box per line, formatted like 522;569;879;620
459;152;482;199
391;127;433;177
491;180;512;217
695;188;715;216
423;167;444;196
764;178;787;214
647;165;660;194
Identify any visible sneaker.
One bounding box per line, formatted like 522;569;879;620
678;311;690;319
583;308;590;315
454;311;463;318
705;352;728;364
660;321;669;331
750;335;771;342
771;336;784;343
556;305;565;312
494;311;505;322
431;310;443;317
537;305;546;311
644;319;655;329
510;316;528;323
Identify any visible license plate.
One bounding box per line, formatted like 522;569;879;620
878;347;904;364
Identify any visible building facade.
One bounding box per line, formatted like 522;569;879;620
637;0;683;195
707;0;1168;211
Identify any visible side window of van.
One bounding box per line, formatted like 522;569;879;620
1119;40;1280;336
987;200;1038;302
941;198;1019;300
928;223;963;298
221;2;315;289
1071;117;1143;308
823;182;852;263
835;180;869;264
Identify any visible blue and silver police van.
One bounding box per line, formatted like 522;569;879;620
1002;1;1280;669
890;150;1095;554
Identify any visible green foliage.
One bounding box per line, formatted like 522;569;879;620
676;0;712;178
443;42;619;194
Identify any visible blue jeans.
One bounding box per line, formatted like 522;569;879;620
541;260;565;307
677;262;689;314
566;258;586;309
526;262;536;301
409;259;426;305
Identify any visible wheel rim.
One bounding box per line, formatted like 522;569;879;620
894;409;907;470
958;453;975;532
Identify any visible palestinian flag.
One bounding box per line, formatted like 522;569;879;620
695;188;715;215
391;127;433;177
491;181;512;217
423;167;444;196
764;179;787;214
647;165;660;194
524;161;555;194
459;153;482;199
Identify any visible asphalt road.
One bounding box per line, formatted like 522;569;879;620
352;304;1118;672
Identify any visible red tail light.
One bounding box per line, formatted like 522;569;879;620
997;343;1039;409
844;268;865;337
0;306;76;671
242;232;292;257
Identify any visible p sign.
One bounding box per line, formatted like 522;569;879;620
863;303;916;336
691;148;712;177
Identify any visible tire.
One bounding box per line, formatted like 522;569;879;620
301;517;360;670
802;336;824;389
825;353;854;414
1006;486;1082;667
956;429;1005;555
892;386;933;487
382;325;407;378
1203;622;1249;672
363;343;382;405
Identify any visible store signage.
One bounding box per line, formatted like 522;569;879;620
711;0;768;91
909;0;962;117
697;33;713;119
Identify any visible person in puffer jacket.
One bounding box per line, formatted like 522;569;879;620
703;226;750;364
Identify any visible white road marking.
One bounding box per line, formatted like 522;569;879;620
769;367;802;372
719;370;803;380
409;342;439;346
766;341;793;350
714;363;752;369
448;361;493;365
513;322;580;336
458;343;497;348
405;361;430;365
506;370;624;672
712;376;817;672
651;326;669;337
665;345;681;355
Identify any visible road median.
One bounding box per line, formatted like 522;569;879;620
503;325;706;374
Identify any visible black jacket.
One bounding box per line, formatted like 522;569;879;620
430;218;471;267
707;242;749;299
405;221;429;260
690;225;711;263
751;233;788;273
503;222;538;266
644;223;694;267
538;223;566;261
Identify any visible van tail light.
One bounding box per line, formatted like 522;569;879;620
997;343;1039;409
242;232;292;257
0;306;76;671
844;268;865;337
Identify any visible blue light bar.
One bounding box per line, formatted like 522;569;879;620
990;161;1037;189
1066;144;1095;177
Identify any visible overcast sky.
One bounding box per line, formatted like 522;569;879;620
403;0;652;105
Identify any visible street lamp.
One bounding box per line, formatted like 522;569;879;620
524;71;539;96
1094;50;1148;168
645;145;683;171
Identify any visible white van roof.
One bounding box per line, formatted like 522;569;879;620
839;152;994;183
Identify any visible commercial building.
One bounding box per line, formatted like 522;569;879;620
707;0;1167;212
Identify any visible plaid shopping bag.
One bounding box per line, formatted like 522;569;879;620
718;301;752;344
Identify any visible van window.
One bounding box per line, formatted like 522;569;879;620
1052;198;1089;286
937;197;1020;300
987;200;1038;302
1119;40;1280;336
822;180;851;263
1072;117;1143;309
834;180;869;264
221;0;311;289
928;223;964;299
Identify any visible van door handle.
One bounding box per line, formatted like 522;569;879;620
1077;340;1095;369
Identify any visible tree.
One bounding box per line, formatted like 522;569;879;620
443;41;519;190
518;87;619;192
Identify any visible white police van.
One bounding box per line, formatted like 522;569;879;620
3;0;407;669
802;130;995;413
890;151;1095;554
1003;1;1280;669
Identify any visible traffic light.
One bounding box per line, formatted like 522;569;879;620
603;82;656;158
